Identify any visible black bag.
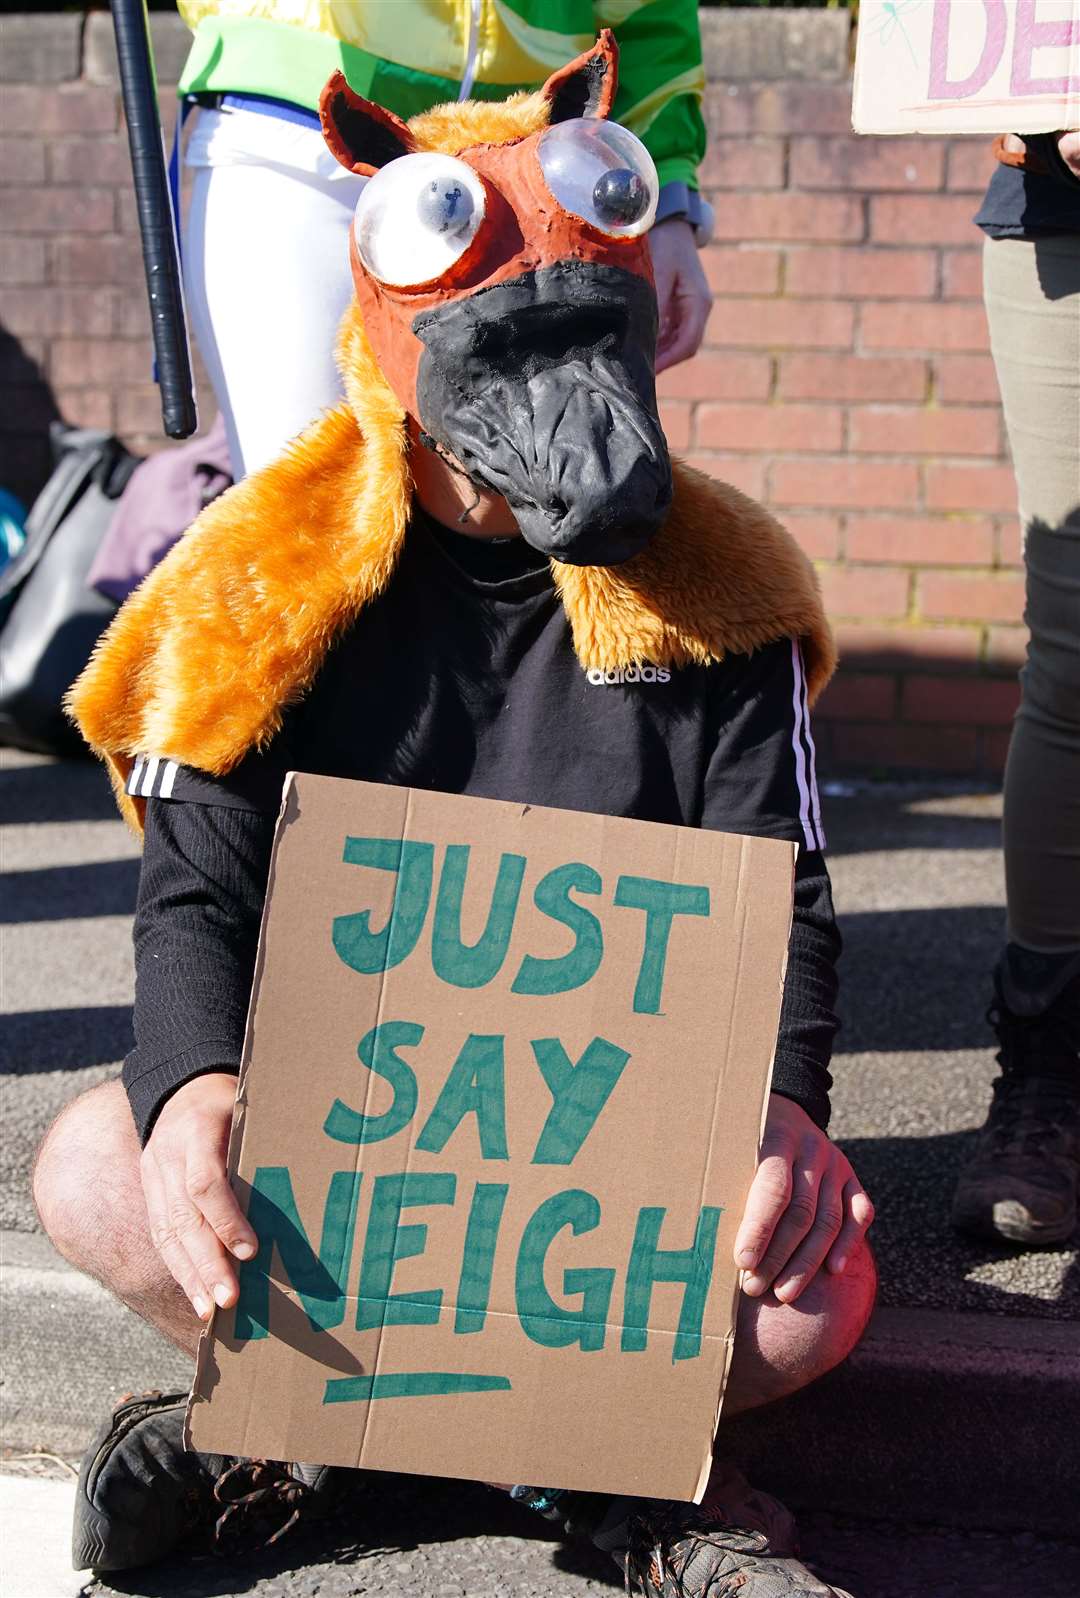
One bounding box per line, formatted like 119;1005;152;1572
0;425;140;757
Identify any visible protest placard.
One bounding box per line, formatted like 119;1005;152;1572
187;775;795;1503
854;0;1080;135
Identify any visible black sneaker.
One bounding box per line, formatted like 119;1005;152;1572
590;1466;852;1597
952;945;1080;1246
72;1390;335;1572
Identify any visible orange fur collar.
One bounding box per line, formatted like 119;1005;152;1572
69;307;834;832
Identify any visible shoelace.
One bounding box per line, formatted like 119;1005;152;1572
621;1503;769;1598
211;1459;310;1555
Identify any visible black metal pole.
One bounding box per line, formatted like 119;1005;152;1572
110;0;197;439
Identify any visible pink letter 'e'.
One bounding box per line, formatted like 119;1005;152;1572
929;0;1008;99
1011;0;1080;97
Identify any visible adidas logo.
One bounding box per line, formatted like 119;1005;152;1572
586;665;671;686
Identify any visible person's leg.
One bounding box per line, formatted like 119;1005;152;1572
32;1079;199;1355
181;107;364;478
953;235;1080;1246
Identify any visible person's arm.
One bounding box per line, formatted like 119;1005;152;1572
701;639;874;1301
123;794;276;1319
603;0;712;370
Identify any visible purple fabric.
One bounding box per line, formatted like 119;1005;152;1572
88;414;232;603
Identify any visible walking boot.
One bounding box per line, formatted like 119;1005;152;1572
72;1390;337;1572
952;944;1080;1246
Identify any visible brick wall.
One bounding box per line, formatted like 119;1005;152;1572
0;12;1025;776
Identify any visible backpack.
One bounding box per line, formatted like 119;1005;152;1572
0;425;140;757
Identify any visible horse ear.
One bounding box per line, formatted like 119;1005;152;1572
541;29;619;124
320;72;417;177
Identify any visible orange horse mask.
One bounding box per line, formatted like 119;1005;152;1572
320;32;673;566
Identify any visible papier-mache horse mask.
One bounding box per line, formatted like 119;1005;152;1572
320;30;672;566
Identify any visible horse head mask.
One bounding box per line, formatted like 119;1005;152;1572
320;31;673;566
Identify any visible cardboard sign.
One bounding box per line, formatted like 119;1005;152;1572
854;0;1080;134
188;775;795;1503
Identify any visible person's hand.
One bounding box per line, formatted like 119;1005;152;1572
140;1072;256;1320
649;217;712;373
1058;131;1080;179
734;1093;874;1304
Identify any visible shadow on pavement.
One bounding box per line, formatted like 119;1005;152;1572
840;1128;1080;1319
91;1475;619;1597
0;1006;132;1073
0;755;114;825
823;783;1001;858
0;859;139;922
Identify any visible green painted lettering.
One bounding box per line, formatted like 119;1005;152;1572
621;1205;723;1361
430;845;527;989
356;1172;456;1331
332;837;433;974
613;875;711;1014
515;1190;614;1351
530;1036;631;1165
454;1182;509;1333
511;863;604;996
323;1020;423;1145
234;1166;362;1341
416;1034;508;1159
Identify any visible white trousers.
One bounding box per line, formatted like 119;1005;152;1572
182;107;367;478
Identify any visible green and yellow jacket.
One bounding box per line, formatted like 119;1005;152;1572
177;0;705;190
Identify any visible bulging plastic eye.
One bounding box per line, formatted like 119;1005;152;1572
537;118;658;238
354;153;486;287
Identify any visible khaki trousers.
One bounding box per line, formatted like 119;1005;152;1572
983;235;1080;952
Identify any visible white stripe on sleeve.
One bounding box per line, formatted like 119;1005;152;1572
789;640;819;852
127;755;145;796
798;648;826;850
159;760;178;799
140;756;160;798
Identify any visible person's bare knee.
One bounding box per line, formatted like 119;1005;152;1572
33;1080;149;1292
723;1238;877;1417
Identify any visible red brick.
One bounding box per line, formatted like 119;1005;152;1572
705;83;853;138
113;293;152;339
52;337;150;388
710;193;865;245
0;236;45;286
696;402;843;454
699;138;784;190
834;622;982;669
925;463;1017;514
701;246;782;297
0;85;117;137
935;354;1001;405
772;458;920;512
53;387;114;431
657;352;772;403
707;298;855;351
115;385;169;435
0;136;45;185
831;722;980;773
846;514;995;566
684;454;766;500
996;519;1023;567
919;570;1025;623
780;513;843;561
870;194;983;246
779;353;928;403
48;234;142;287
659;401;690;451
816;672;898;722
786;247;937;300
942;249;984;300
791;137;944;192
0;187;114;234
849;406;1001;458
986;626;1028;670
0;286;113;338
901;675;1019;725
48;136;131;187
861;300;989;354
947;140;996;192
817;564;911;619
